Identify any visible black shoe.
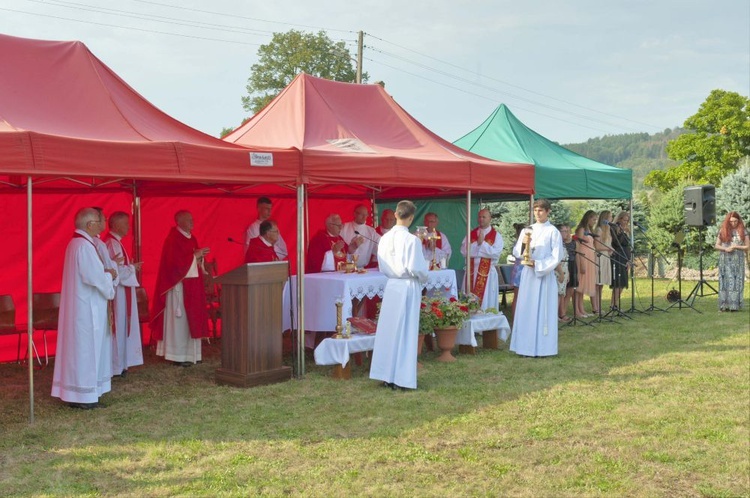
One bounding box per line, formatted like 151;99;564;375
68;402;99;410
381;381;394;389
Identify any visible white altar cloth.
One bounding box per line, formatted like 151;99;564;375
455;313;511;347
314;334;376;367
282;269;457;332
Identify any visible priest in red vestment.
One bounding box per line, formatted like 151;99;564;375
245;220;282;263
306;214;358;273
375;209;396;236
150;210;210;366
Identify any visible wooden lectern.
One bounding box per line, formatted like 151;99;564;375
214;261;292;387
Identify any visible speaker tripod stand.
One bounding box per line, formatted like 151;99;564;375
685;226;718;306
667;242;700;313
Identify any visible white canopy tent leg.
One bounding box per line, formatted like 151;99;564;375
465;190;472;293
27;177;34;424
295;184;306;378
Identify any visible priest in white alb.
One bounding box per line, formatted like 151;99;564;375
369;200;429;391
510;199;565;357
51;207;117;409
460;208;504;310
341;204;380;269
104;211;144;376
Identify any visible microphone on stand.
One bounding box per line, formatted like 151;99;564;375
227;237;244;246
354;230;379;244
584;231;600;238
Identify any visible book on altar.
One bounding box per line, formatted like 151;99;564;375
347;317;377;334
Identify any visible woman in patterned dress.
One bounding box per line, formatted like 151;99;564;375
715;211;749;312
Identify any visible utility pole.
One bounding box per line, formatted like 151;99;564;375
356;30;363;84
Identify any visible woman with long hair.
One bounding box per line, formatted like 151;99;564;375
575;210;598;316
714;211;749;312
610;211;631;310
595;210;613;313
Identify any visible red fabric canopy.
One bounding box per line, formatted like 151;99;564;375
0;33;300;185
225;74;534;197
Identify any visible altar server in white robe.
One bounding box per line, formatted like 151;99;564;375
51;207;117;408
105;211;144;376
460;208;504;310
510;199;565;357
370;200;429;390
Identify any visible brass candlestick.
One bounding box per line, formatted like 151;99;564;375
335;301;343;337
428;231;441;269
521;229;535;267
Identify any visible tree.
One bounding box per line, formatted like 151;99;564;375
242;30;366;114
645;90;750;192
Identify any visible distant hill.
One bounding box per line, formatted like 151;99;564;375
563;128;687;191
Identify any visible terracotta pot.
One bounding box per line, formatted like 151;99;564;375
434;327;458;362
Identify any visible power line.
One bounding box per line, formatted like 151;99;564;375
365;44;644;134
364;56;613;137
1;7;265;46
365;31;662;132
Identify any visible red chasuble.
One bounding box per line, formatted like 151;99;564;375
244;237;279;263
306;230;349;273
468;227;498;299
150;227;209;343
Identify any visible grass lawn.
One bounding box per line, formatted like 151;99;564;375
1;279;748;497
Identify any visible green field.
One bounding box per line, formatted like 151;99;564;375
1;279;748;497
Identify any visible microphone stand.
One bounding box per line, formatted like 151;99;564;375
566;248;596;328
635;224;669;312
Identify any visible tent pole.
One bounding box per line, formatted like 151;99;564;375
629;198;635;307
27;177;34;424
465;190;472;293
296;184;306;378
133;185;142;281
528;195;534;225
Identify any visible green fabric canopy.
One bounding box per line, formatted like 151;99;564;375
454;105;632;200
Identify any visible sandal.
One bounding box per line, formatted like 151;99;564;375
559;315;572;323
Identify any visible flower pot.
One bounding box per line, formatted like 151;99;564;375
434;327;458;362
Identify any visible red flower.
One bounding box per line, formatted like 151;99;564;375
449;297;457;302
459;305;469;312
435;310;444;319
421;303;426;308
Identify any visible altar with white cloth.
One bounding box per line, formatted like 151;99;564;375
281;269;457;337
455;312;511;353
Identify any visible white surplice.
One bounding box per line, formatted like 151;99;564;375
51;229;116;404
341;221;380;269
244;218;288;260
509;221;565;357
105;233;144;375
460;227;504;310
369;225;429;389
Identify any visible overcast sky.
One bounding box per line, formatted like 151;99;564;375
1;0;748;145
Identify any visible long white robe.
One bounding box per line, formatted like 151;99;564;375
155;254;202;363
51;230;116;403
105;233;144;375
509;221;565;357
369;225;429;389
244;218;288;260
422;230;452;268
341;221;380;269
460;227;504;310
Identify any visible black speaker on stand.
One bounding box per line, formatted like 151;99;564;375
683;185;718;304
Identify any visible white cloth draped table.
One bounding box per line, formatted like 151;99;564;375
455;313;511;347
313;334;377;367
282;269;457;332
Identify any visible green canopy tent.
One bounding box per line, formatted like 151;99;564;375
454;104;632;200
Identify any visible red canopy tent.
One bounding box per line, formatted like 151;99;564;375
224;73;534;198
1;36;534;418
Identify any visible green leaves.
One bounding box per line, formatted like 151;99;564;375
242;30;365;114
645;90;750;192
